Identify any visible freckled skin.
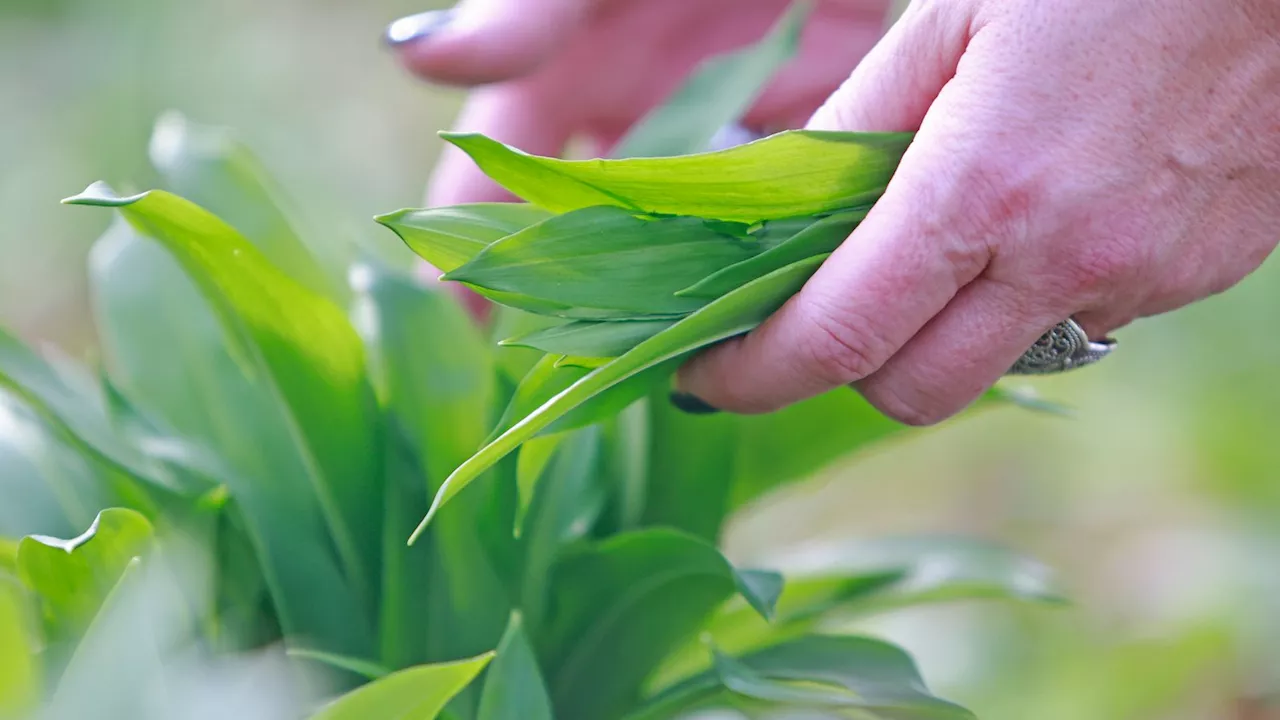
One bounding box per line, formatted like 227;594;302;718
396;0;1280;425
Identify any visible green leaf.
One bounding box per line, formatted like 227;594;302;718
0;541;15;574
477;612;554;720
350;261;514;667
17;508;153;641
541;528;781;719
377;204;554;274
309;652;495;720
446;206;761;316
502;319;675;358
68;183;381;620
287;649;392;681
613;1;811;158
0;575;38;718
148;111;341;298
630;635;973;720
414;255;825;538
88;215;375;656
441;130;912;223
678;208;868;299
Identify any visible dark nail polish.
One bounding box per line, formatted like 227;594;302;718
670;392;720;415
384;9;456;47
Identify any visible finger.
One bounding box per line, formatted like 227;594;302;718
387;0;594;86
675;3;979;413
853;278;1069;426
427;84;573;206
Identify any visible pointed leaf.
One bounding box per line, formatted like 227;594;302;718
377;204;553;273
477;613;554;720
503;319;675;358
17;508;153;641
445;206;760;315
67;183;381;614
613;1;811;158
309;652;494;720
415;255;825;536
441;130;912;223
542;528;780;719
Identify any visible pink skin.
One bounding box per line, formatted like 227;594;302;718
395;0;1280;425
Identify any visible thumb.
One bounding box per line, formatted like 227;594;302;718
386;0;595;86
806;1;972;133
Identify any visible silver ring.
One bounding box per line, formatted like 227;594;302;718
1007;318;1115;375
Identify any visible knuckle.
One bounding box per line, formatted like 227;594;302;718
794;296;891;385
1060;237;1148;298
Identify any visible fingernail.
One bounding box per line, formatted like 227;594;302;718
384;9;456;47
669;392;720;415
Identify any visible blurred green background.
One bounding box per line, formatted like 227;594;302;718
3;0;1279;717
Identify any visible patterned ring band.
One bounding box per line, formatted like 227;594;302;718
1007;318;1116;375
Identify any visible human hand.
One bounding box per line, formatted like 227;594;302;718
673;0;1280;424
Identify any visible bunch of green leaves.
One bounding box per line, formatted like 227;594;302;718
0;4;1062;720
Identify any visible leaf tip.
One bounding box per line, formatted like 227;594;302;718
62;181;148;207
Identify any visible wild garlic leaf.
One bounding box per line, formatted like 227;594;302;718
440;130;913;223
501;319;676;358
410;254;826;541
612;1;811;158
444;206;761;315
376;203;553;274
679;208;868;298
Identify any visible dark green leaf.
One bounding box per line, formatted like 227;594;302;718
288;649;392;681
17;508;153;640
445;206;760;316
377;203;554;274
630;635;973;720
350;261;513;666
67;183;382;617
477;613;554;720
678;208;867;299
415;255;825;536
309;652;494;720
541;529;781;719
612;2;811;158
441;130;912;223
502;319;675;358
88;215;375;657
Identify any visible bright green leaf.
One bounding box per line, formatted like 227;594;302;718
441;130;912;223
17;508;153;640
67;183;381;617
309;652;494;720
612;1;811;158
377;203;553;274
149;111;341;298
414;255;826;538
541;528;781;719
0;575;38;717
446;206;760;316
477;612;554;720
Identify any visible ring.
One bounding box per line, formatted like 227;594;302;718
1007;318;1116;375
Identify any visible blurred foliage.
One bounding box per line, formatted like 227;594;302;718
3;0;1280;718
